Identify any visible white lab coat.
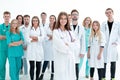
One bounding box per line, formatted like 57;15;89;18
43;25;54;61
101;21;120;63
20;25;31;58
88;32;106;68
26;26;44;61
71;24;86;63
40;23;49;29
53;29;79;80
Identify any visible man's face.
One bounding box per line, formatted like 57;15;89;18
41;14;47;21
24;17;30;25
71;12;79;21
3;14;11;22
105;10;113;18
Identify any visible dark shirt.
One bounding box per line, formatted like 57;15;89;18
73;25;77;30
107;21;113;34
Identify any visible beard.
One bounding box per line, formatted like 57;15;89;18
72;18;78;21
25;22;29;25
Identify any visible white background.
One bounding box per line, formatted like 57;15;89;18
0;0;120;79
0;0;120;24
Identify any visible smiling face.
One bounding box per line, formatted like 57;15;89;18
92;21;100;32
10;19;19;32
71;11;79;21
60;15;68;27
49;15;56;24
3;14;11;23
24;16;30;26
105;9;113;19
84;17;91;26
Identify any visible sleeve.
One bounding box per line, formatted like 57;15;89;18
100;22;105;33
43;27;50;41
80;27;86;54
88;37;91;48
0;24;2;35
53;30;69;54
6;31;11;45
26;31;32;44
116;22;120;45
100;32;106;46
38;27;45;42
20;31;24;41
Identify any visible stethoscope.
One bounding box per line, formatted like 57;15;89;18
58;29;73;42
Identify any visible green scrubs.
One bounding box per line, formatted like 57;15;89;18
79;27;91;77
0;23;10;80
6;31;24;80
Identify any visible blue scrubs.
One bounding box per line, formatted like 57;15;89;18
0;23;10;80
6;31;24;80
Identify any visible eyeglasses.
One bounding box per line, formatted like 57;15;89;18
33;20;38;22
71;14;78;16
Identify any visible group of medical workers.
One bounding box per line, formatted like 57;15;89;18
0;8;120;80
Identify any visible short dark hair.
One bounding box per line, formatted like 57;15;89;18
41;12;47;16
24;15;30;18
106;8;114;13
71;9;79;14
3;11;11;15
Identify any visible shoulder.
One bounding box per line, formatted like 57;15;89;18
6;31;11;35
100;31;105;37
53;29;58;33
114;21;120;25
19;25;24;30
101;21;107;26
0;23;4;28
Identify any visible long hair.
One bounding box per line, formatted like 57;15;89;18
10;19;20;34
82;17;92;28
54;12;71;30
16;15;24;25
90;21;101;43
31;16;40;27
49;15;56;31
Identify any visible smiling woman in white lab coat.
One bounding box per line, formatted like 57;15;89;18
53;12;79;80
87;21;106;80
26;16;44;80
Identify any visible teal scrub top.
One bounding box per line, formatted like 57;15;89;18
6;31;24;57
0;23;10;52
84;27;91;52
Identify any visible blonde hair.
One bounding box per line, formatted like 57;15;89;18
82;17;92;28
10;19;20;34
90;21;101;43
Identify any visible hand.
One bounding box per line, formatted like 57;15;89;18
24;46;27;50
112;42;117;46
97;53;101;60
79;54;84;58
65;43;69;46
30;36;38;41
87;53;90;59
72;39;75;42
31;39;37;42
0;35;6;40
9;43;13;47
